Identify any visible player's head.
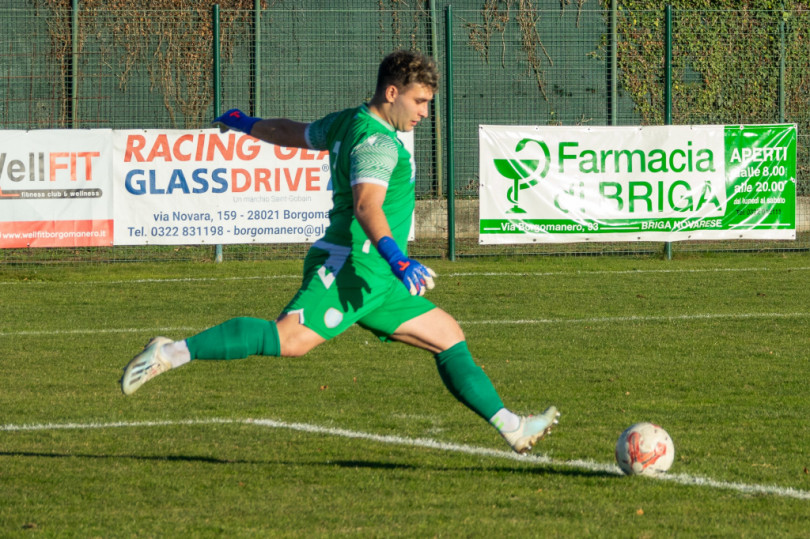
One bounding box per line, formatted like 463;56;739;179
375;50;439;95
372;50;438;132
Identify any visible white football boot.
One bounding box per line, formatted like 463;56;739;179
501;406;560;454
120;337;173;395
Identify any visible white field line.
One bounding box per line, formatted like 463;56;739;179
0;275;300;286
2;417;809;501
2;265;810;287
2;312;808;338
460;311;810;326
0;327;201;337
447;266;810;278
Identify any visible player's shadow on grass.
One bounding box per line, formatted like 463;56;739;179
331;459;417;471
329;459;615;479
1;452;616;479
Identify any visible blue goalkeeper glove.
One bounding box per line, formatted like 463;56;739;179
377;236;436;296
212;108;261;134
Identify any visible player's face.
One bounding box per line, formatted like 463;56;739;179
388;83;433;132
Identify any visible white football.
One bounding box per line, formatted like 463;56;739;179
615;422;675;476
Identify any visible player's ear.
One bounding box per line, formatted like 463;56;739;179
383;84;399;104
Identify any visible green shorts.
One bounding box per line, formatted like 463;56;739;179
283;241;435;340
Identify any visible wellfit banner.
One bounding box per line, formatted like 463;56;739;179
479;124;797;244
0;129;114;248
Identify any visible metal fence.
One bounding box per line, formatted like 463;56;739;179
1;1;808;263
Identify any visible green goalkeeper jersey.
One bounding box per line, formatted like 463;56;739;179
305;104;415;261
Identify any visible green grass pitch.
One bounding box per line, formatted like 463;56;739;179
1;252;809;536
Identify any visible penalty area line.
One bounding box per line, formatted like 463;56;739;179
2;417;809;501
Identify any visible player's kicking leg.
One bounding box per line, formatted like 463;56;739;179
497;406;560;454
391;308;560;455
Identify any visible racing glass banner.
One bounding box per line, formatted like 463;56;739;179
479;124;797;244
0;129;113;248
112;128;415;246
113;129;333;245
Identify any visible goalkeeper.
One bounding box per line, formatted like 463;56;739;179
121;50;559;454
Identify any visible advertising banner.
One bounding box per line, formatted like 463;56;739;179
479;124;797;243
0;130;113;248
0;128;417;248
113;129;333;245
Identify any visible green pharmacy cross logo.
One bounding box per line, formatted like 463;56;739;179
492;138;550;214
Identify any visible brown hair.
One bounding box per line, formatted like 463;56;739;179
375;50;439;95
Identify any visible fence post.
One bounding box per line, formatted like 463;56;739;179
779;8;785;123
213;4;224;263
445;5;456;261
70;0;79;128
254;0;262;117
665;5;672;126
608;0;618;126
664;4;673;260
429;0;443;199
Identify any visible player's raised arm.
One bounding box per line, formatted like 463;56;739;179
212;108;309;148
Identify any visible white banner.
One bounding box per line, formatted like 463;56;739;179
0;130;113;248
0;128;416;248
113;129;333;245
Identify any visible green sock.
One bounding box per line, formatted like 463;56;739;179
434;341;504;420
186;317;281;360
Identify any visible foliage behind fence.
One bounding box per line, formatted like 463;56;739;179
1;0;808;263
